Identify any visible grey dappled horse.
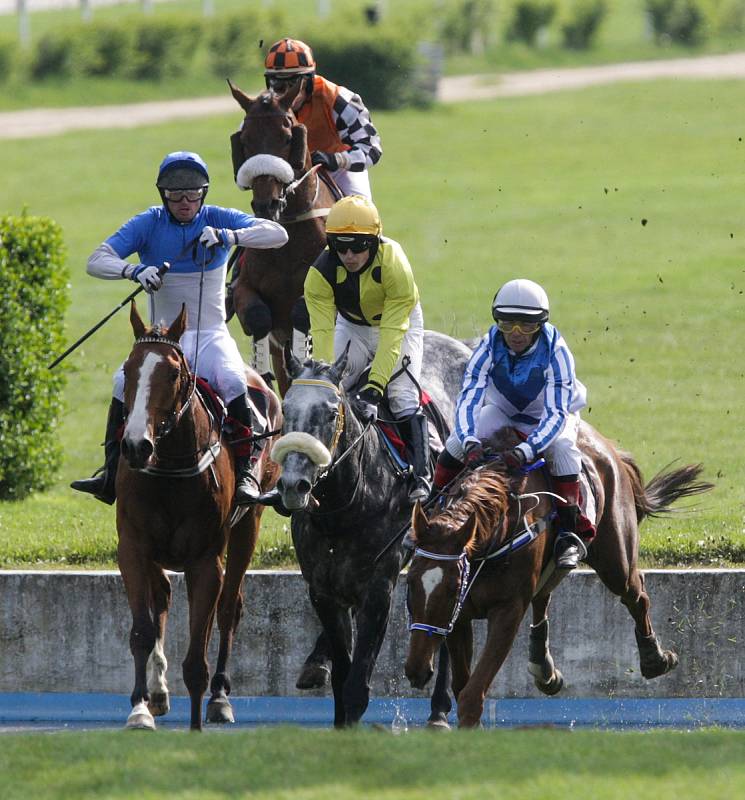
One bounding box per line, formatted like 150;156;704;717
272;331;471;727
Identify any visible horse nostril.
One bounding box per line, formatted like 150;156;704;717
295;478;312;495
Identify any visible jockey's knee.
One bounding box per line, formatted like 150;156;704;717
290;297;310;335
241;300;272;340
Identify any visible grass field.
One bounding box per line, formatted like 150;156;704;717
1;77;744;568
2;726;745;799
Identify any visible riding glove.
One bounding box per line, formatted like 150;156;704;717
501;447;527;472
353;386;382;423
200;226;236;249
311;151;341;172
463;440;485;467
131;265;163;293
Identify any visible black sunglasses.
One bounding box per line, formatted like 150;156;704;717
328;235;375;254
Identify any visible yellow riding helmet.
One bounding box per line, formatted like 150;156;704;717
325;196;382;237
264;38;316;76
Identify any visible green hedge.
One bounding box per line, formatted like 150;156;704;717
0;214;69;500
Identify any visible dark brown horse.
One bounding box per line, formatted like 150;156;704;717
116;302;281;731
404;424;712;728
228;82;337;395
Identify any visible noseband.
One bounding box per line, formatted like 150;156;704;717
407;548;472;637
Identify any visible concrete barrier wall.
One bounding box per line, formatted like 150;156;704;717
1;569;744;698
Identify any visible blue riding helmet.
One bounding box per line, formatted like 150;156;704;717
156;151;210;187
156;152;210;221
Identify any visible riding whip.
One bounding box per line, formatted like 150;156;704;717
47;262;170;370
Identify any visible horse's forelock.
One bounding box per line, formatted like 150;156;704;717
429;468;510;555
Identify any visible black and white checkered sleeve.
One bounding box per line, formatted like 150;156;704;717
332;86;382;172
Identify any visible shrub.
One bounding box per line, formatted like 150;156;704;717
708;0;745;34
505;0;558;45
645;0;708;45
207;13;264;78
0;34;20;83
0;214;69;500
560;0;607;49
313;33;423;109
441;0;497;54
126;17;202;80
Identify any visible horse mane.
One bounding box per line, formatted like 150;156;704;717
430;466;511;557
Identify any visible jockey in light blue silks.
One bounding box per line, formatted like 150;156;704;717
71;151;288;506
432;278;590;570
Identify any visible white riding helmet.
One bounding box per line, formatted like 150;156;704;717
492;279;549;323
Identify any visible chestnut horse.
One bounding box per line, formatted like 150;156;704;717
404;424;712;727
116;302;281;731
228;82;338;395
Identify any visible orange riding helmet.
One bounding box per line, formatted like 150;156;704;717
264;38;316;77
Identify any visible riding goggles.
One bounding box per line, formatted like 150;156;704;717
266;75;303;90
327;234;376;254
163;188;206;202
496;319;542;335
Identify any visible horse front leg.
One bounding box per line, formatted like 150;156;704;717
309;588;353;728
207;514;260;724
427;643;453;729
118;539;157;730
447;620;473;703
528;593;564;696
296;631;332;690
146;566;172;717
183;555;224;731
456;603;528;728
343;578;395;726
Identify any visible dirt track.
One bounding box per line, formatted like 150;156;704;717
3;51;745;139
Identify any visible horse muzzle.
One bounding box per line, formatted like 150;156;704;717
120;434;155;470
405;656;434;690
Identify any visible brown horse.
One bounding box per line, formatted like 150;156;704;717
404;424;712;728
228;82;338;395
116;302;281;731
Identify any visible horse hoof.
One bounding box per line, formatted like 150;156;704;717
641;650;679;679
126;702;156;730
148;692;170;717
426;715;452;731
296;663;331;690
537;669;564;696
206;698;235;724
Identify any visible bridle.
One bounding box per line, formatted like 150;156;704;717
127;335;222;478
238;108;332;223
284;377;371;513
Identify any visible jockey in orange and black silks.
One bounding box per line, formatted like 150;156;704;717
258;38;382;200
71;151;288;507
433;278;592;571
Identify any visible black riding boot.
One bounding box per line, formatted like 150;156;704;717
552;476;586;571
256;487;292;517
226;394;262;505
70;398;124;505
407;410;432;504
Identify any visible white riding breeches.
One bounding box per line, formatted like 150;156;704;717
332;168;372;200
334;303;424;418
445;406;583;476
112;326;247;405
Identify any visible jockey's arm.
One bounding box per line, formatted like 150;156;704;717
87;242;138;280
368;242;417;393
304;264;337;362
225;219;288;250
330;86;383;172
453;332;493;445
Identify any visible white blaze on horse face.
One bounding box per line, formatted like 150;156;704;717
421;566;444;611
125;352;164;441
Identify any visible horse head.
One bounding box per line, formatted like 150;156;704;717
120;302;190;470
229;80;309;221
267;344;352;511
404;468;510;689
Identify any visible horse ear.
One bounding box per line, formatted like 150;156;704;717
130;300;146;339
328;341;350;385
167;304;187;343
284;339;303;379
227;78;254;114
411;500;429;540
456;511;478;549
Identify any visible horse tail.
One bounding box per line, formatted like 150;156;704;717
620;454;713;523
